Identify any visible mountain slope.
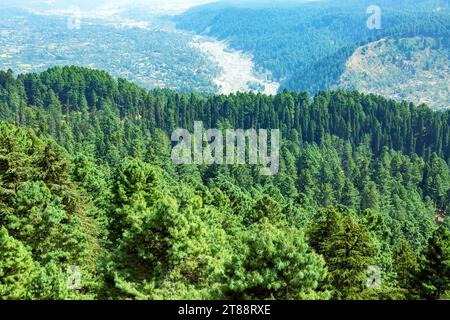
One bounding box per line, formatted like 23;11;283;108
335;37;450;109
175;0;450;107
0;8;221;92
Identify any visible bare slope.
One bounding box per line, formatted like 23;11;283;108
336;37;449;109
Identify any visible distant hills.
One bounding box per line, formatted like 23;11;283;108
0;0;448;108
175;0;450;108
336;37;449;109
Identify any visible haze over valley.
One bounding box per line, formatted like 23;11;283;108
0;0;282;95
1;0;448;106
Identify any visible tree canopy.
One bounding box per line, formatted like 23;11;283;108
0;67;448;300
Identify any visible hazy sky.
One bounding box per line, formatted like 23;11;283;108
9;0;218;15
5;0;331;16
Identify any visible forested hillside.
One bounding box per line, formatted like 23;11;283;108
0;66;449;300
175;0;450;107
336;37;450;109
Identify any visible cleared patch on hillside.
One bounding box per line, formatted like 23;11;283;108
336;37;449;109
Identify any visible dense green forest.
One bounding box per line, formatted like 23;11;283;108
175;0;450;99
0;66;449;300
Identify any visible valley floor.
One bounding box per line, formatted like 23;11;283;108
190;35;280;95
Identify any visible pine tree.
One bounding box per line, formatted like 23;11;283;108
0;228;37;300
361;181;380;211
417;226;450;300
225;220;329;300
309;208;376;299
393;240;420;296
